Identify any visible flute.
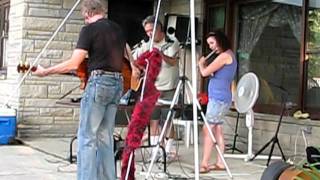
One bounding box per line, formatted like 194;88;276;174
204;50;216;61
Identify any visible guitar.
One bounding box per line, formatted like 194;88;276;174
130;41;176;92
130;71;144;92
17;59;89;90
122;57;134;93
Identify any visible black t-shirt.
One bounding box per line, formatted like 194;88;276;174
76;18;125;73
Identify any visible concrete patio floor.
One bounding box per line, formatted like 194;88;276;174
0;136;272;180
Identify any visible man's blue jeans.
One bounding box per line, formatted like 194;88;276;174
77;72;123;180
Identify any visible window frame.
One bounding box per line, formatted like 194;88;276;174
0;0;10;73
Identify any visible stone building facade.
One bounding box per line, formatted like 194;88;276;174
1;0;84;137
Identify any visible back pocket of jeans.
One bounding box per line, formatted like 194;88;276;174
94;83;116;105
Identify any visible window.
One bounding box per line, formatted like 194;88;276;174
202;3;226;91
207;5;225;32
0;0;9;73
237;1;301;113
305;1;320;116
205;3;225;53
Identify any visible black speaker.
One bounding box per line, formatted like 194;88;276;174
164;14;198;44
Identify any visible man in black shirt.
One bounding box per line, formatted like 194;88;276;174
33;0;127;179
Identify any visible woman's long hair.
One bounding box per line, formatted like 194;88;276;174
206;30;231;52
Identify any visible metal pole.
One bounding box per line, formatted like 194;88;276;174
189;0;199;179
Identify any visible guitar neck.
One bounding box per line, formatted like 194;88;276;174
17;64;77;77
17;64;37;73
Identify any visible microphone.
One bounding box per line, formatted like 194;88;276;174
132;36;149;49
143;35;149;43
132;41;143;50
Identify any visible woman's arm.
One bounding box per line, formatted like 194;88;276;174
198;52;232;77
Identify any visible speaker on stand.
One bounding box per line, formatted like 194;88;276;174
163;14;200;143
164;13;199;45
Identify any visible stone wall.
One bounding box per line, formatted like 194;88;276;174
224;112;320;159
0;0;25;110
2;0;83;137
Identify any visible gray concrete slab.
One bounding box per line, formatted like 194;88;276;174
0;137;269;180
0;145;76;180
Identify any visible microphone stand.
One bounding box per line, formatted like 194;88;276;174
249;83;288;166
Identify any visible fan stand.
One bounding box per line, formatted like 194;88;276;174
225;109;282;161
249;92;287;166
224;72;282;162
224;109;254;160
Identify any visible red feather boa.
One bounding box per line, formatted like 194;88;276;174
121;48;162;180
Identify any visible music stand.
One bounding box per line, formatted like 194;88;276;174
249;85;288;166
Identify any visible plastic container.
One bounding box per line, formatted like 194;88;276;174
0;108;17;145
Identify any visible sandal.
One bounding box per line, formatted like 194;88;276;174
208;164;226;171
199;166;210;174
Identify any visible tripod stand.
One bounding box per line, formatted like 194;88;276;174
145;77;232;179
250;87;288;166
226;111;243;154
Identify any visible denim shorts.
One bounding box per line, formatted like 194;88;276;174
205;98;231;125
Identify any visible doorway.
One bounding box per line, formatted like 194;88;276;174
108;0;154;47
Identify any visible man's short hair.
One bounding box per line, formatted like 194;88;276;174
81;0;107;16
142;15;163;31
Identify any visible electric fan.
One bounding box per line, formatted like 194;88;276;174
224;72;259;161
